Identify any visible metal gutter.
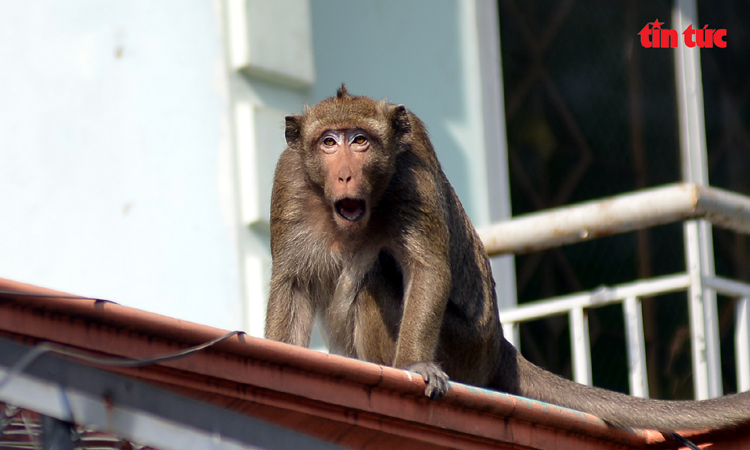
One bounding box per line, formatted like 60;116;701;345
0;278;746;449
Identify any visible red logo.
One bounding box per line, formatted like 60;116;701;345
638;19;727;48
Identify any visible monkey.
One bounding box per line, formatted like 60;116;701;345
265;85;750;432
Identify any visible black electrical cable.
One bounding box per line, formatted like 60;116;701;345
670;432;702;450
0;290;116;303
0;330;244;392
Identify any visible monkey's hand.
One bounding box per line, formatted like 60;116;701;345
406;362;450;400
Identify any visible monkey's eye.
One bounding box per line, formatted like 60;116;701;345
322;137;337;147
352;135;367;145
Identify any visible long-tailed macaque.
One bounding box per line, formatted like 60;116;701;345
265;86;750;431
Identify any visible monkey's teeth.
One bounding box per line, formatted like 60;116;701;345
335;198;366;222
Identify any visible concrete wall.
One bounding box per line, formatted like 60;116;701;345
0;1;243;329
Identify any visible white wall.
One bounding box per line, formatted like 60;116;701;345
0;1;244;330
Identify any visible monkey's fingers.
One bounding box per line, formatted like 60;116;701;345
406;361;450;400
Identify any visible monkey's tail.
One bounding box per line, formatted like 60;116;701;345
512;351;750;431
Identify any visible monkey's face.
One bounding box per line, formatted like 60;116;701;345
304;122;398;232
317;128;372;227
285;91;410;233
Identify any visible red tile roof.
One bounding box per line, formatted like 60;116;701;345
0;277;748;450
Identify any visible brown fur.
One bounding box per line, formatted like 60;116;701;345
265;86;750;431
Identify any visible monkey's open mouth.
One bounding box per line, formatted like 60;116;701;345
335;198;366;222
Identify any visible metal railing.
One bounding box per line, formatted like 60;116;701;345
479;182;750;399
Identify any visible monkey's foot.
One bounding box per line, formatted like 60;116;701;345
406;362;450;400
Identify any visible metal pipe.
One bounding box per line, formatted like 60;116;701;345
673;0;721;400
736;297;750;392
623;297;649;398
499;273;690;324
479;183;750;256
703;276;750;298
684;220;715;400
569;307;592;386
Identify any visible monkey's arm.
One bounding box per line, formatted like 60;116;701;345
264;148;318;346
392;242;452;399
265;275;316;346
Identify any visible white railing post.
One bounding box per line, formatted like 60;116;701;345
684;220;719;399
502;322;520;350
499;274;750;397
623;296;649;398
673;0;722;399
569;307;592;386
736;297;750;392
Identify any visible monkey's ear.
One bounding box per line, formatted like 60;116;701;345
390;105;411;151
285;115;302;149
